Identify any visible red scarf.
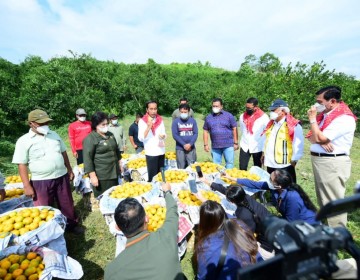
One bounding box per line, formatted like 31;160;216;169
262;114;300;141
306;101;357;138
142;114;163;135
243;108;265;134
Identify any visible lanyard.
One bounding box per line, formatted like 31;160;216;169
125;233;150;248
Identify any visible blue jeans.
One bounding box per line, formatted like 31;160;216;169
211;147;234;169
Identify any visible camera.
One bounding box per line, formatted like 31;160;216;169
238;191;360;280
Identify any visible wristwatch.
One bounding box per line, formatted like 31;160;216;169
164;190;172;196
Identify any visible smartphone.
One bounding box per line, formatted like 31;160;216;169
188;179;198;193
195;166;203;178
160;167;166;182
216;166;226;175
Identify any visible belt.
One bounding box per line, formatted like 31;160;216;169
310;152;346;157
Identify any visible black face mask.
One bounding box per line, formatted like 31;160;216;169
246;109;254;115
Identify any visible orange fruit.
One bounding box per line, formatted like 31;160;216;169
20;260;30;270
24;266;37;276
15;275;26;280
0;259;11;270
0;268;7;278
8;255;20;264
26;252;37;260
4;273;12;280
28;274;39;280
12;268;23;278
9;263;20;273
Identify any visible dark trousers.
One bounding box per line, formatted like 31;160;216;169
76;149;83;165
31;173;78;229
146;154;165;182
267;164;297;183
93;179;118;198
239;148;262;171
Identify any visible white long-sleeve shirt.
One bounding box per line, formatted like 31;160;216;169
264;117;304;168
239;113;270;153
138;118;166;156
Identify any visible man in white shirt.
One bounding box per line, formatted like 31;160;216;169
262;99;304;183
307;86;356;228
239;97;269;170
138;101;166;182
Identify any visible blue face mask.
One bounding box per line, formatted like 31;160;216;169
180;113;189;120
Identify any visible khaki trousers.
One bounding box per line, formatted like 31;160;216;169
311;155;351;228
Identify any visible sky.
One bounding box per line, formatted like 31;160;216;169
0;0;359;78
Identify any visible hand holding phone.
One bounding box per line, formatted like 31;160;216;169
188;179;198;193
216;166;226;176
160;167;166;182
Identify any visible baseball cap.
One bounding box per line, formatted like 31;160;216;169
76;108;86;115
268;99;288;110
109;114;118;119
28;109;53;124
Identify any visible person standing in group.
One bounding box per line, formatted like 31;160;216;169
0;171;6;202
68;108;91;165
12;109;83;234
307;86;357;228
83;112;121;198
239;97;269;170
262;99;304;183
108;113;127;155
171;97;194;120
171;103;198;169
203;98;238;169
138;101;166;182
128;113;144;154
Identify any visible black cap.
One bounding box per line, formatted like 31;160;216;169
268;99;288;110
109;114;118;119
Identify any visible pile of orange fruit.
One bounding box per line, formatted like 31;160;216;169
155;170;188;183
190;162;221;174
121;153;131;160
0;189;24;201
144;204;166;232
178;189;221;206
109;182;152;199
0;252;45;280
0;208;55;238
165;152;176;160
127;158;147;169
221;168;260;184
4;175;31;184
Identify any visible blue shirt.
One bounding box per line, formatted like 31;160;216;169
171;117;198;150
236;178;318;225
203;110;237;149
197;229;263;280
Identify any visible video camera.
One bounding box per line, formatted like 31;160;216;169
238;184;360;280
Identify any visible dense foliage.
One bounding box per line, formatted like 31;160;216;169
1;52;359;138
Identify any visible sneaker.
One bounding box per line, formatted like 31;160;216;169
67;226;85;235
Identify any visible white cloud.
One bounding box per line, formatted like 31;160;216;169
0;0;359;77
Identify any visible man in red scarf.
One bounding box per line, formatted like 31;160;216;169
138;101;166;182
262;99;304;183
307;86;357;228
239;97;269;170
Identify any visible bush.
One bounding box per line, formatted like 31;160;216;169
0;140;15;157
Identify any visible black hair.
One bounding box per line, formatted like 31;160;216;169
226;185;261;233
114;198;146;237
180;97;188;102
146;100;158;109
90;111;108;131
246;97;259;106
136;112;143;119
315;86;341;102
212;98;223;105
179;103;190;111
273;169;318;213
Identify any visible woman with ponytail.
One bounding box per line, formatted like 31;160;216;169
223;169;318;225
196;201;262;280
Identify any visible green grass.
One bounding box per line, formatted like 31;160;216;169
1;115;360;279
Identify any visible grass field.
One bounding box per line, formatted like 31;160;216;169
1;114;360;280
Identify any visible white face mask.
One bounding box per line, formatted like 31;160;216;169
180;113;189;120
78;117;86;122
269;111;279;121
98;126;108;134
314;103;326;113
212;107;220;114
111;120;118;125
268;181;281;190
36;125;50;135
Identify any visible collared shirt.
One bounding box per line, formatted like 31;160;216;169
264;117;304;168
203;110;237;149
68;120;91;153
128;122;143;147
108;124;126;152
239;112;269;153
310;114;356;155
12;129;67;180
138;119;166;156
